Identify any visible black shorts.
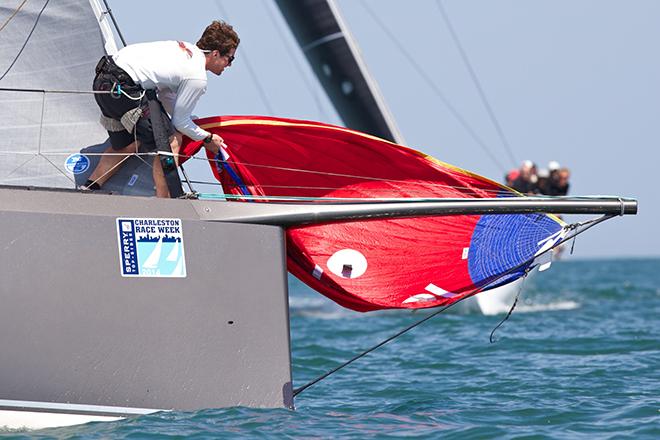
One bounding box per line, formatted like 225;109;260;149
93;61;174;151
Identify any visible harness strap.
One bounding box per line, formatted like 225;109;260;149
95;56;140;91
145;89;183;198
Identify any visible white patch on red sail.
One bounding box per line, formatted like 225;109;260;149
402;293;437;304
401;283;462;305
313;264;323;280
326;249;367;279
425;283;461;299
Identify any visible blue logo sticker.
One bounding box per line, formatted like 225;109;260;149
64;153;90;174
117;218;186;277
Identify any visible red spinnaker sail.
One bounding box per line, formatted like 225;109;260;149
181;116;564;312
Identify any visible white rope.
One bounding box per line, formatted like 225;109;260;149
0;87;114;95
0;151;156;156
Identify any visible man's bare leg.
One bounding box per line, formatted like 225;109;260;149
87;141;139;186
152;133;182;198
170;132;183;166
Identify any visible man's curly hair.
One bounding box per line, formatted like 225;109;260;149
196;20;239;55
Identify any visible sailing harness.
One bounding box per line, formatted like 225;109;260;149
93;55;183;197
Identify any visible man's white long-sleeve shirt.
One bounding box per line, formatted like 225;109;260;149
113;40;210;141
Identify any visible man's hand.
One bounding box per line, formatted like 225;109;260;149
203;133;225;156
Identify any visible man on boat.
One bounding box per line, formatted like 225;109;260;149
82;20;239;197
546;162;570;196
510;160;539;195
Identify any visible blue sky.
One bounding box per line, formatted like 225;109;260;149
111;0;658;258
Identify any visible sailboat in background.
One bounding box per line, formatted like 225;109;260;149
0;0;636;430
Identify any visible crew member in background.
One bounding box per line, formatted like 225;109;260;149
535;167;550;195
510;160;539;194
505;167;519;187
82;20;240;197
544;161;570;196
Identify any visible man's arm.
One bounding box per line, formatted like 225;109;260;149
171;78;209;141
158;88;177;116
171;79;225;155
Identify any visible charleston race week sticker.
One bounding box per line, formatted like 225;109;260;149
117;218;186;277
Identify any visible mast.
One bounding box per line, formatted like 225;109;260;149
275;0;404;144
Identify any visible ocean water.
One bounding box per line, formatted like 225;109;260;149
4;258;658;439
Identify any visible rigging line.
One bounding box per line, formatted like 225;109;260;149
264;0;329;120
191;177;510;196
489;274;527;343
199;193;612;203
178;163;196;194
293;213;616;398
0;150;156;156
101;0;127;47
212;0;275;115
212;194;528;203
0;86;112;94
38;153;76;185
32;91;76;185
37;92;45;156
293;241;535;397
0;0;50;82
293;302;455;397
2;153;38;180
435;0;517;169
85;152;141;189
0;146;567;196
198;182;505;196
192;154;506;191
0;0;29;33
359;1;507;173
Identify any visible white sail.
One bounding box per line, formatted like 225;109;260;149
172;251;185;277
0;0;116;188
166;241;179;262
143;237;163;269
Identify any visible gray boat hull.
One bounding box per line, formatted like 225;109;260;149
0;187;293;428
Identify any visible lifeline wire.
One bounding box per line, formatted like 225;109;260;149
293;213;616;398
187;154;511;197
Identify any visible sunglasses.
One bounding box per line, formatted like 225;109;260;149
202;49;235;64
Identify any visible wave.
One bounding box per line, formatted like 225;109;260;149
515;300;580;313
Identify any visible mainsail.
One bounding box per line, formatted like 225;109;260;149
0;0;157;195
180;116;565;312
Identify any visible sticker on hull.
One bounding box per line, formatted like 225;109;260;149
116;218;186;277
